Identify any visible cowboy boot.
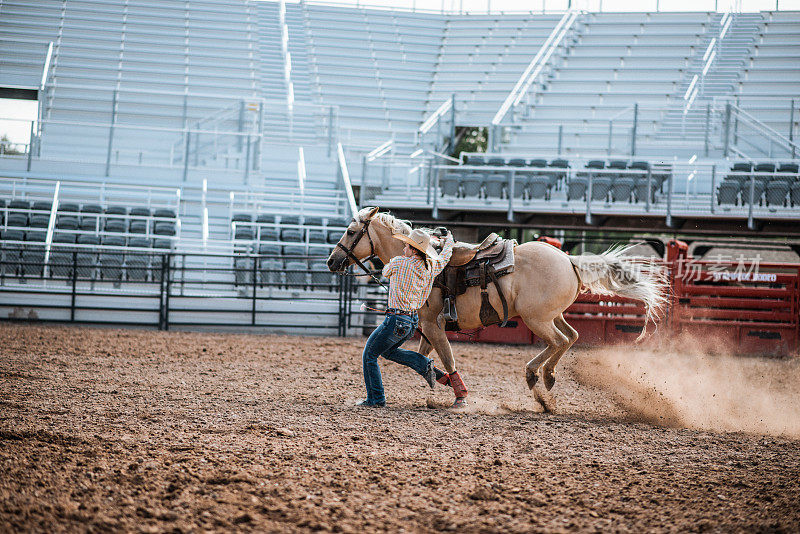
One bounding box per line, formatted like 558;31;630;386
449;370;468;407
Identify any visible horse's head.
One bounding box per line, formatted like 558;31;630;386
326;206;380;273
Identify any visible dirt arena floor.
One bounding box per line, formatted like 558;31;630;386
1;324;799;533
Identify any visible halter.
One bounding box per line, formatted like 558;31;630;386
336;217;387;289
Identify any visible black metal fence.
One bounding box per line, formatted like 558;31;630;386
0;247;364;334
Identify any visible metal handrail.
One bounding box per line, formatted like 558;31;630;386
730;104;800;153
419;100;452;135
492;9;580;126
337;142;358;217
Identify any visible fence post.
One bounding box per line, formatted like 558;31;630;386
704;103;711;157
723;102;731;157
646;167;652;212
182;130;190;182
70;251;78;322
790;99;795;159
710;164;716;215
164;253;171;331
666;170;673;227
251;255;258;326
557;125;563;155
585;171;593;224
630;103;638;156
105;89;117;177
26;121;35;171
507;170;515;222
432;162;439;219
449;93;456;153
747;169;756;230
158;254;165;330
244;134;252;185
607;121;613;156
426;159;432;205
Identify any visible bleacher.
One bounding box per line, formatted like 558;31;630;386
0;178;180;283
504;12;713;155
715;161;800;207
438;154;669;206
228;210;347;291
1;1;798;242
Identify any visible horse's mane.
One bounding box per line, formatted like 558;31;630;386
356;207;432;236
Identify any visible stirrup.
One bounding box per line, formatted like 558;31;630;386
442;297;458;323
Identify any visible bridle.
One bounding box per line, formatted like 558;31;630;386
335;217;387;288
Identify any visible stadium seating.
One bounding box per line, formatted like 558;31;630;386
715;160;800;207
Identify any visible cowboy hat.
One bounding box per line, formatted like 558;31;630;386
392;229;442;262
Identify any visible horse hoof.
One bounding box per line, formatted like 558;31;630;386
525;369;538;389
451;397;468;409
543;371;555;391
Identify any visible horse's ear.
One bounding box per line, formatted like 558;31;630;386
366;206;380;220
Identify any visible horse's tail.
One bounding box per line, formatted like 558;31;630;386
568;245;669;342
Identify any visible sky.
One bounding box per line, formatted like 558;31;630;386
0;99;37;146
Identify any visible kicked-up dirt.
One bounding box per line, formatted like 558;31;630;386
0;323;798;533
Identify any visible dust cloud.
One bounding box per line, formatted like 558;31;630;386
570;339;800;438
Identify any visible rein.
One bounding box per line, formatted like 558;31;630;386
336;218;388;290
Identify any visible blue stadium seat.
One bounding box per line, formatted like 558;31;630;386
611;177;634;202
281;228;304;242
567;177;587;201
484;174;507;199
259;229;279;242
440;173;461;197
310;261;334;290
528;176;550;200
717;180;740;206
285;260;309;289
461;173;484;198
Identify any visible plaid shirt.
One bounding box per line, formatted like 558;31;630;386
382;234;453;312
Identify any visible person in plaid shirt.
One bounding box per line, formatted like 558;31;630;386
356;228;454;407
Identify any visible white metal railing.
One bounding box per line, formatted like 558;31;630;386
419;100;452;135
337;142;358;217
358;155;800;229
684;12;734;113
492;9;580;127
279;0;295;110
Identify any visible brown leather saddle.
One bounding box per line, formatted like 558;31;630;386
434;234;516;331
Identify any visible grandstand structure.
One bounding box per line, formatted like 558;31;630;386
1;0;799;329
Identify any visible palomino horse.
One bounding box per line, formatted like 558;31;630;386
327;207;668;403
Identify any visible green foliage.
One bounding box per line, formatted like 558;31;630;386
0;135;23;156
451;127;487;159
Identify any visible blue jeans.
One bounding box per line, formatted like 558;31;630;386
362;312;432;405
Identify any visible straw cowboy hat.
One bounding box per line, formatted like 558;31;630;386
392;229;442;262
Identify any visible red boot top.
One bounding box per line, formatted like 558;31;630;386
449;370;468;399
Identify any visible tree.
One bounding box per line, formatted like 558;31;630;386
451;127;487;159
0;135;23;156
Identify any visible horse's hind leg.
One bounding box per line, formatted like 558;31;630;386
540;314;579;390
417;336;433;357
521;318;569;391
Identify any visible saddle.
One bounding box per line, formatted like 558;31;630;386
434;234;516;331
